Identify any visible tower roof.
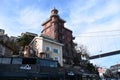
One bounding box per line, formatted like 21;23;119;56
51;8;58;15
42;8;66;26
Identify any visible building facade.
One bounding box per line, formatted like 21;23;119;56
29;35;63;66
0;29;9;42
0;43;13;56
9;36;18;42
110;64;120;72
41;8;75;62
0;29;5;35
21;32;38;37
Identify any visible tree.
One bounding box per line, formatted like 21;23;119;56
75;44;90;60
73;56;80;66
86;63;96;73
72;44;90;66
103;69;113;78
17;35;34;48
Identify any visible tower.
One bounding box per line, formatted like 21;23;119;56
41;8;75;63
42;8;66;43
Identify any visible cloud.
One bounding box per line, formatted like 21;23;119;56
65;0;120;31
0;4;50;36
15;6;52;36
62;0;120;56
17;7;45;30
0;0;120;68
0;0;55;37
0;16;16;36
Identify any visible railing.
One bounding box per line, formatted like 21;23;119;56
0;64;58;73
0;57;58;74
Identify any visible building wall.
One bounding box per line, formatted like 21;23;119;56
0;35;9;42
43;39;63;66
0;44;13;56
33;37;43;54
110;64;120;73
30;36;63;66
9;36;18;42
0;29;5;35
64;28;72;43
21;32;38;37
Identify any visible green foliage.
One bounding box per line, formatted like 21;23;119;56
86;63;97;73
0;40;4;44
17;35;34;47
73;57;80;66
103;69;113;78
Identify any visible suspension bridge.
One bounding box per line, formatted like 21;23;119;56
89;50;120;59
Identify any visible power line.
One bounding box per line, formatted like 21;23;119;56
77;29;120;34
76;34;120;37
74;29;120;37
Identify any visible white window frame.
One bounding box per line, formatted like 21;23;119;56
45;46;51;51
53;48;59;54
46;53;50;59
54;56;59;61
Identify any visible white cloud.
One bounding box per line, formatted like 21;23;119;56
0;16;15;36
64;0;120;56
17;7;48;30
66;0;120;29
0;0;120;68
0;5;50;36
74;17;120;55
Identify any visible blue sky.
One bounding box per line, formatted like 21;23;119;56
0;0;120;68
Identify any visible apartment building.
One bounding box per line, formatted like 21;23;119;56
29;35;63;66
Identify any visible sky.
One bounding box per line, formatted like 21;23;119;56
0;0;120;68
